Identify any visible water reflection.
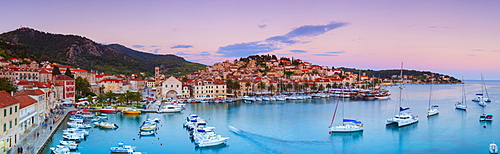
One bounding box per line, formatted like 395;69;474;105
194;143;229;153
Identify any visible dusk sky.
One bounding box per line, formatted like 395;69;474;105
2;1;499;80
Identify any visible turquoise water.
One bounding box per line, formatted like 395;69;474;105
43;80;500;153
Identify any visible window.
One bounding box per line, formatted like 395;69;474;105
10;107;12;115
3;109;5;117
3;123;5;132
15;106;17;112
9;121;12;128
15;119;17;125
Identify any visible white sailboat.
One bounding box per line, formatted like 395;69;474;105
427;81;439;117
386;62;418;127
490;141;498;154
329;89;363;133
473;73;491;103
455;78;467;111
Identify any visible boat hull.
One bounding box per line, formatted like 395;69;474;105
329;125;363;133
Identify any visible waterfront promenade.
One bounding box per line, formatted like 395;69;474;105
5;107;73;154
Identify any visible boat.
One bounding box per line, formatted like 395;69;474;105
427;82;439;117
195;134;230;147
63;128;89;136
100;106;118;113
157;104;182;113
139;130;156;136
62;133;84;142
386;63;418;127
50;145;81;154
455;79;467;111
480;114;493;121
59;140;78;151
66;121;91;129
473;74;492;102
329;89;363;133
139;120;157;131
94;122;118;129
110;142;136;153
375;93;390;100
490;142;498;154
122;108;141;114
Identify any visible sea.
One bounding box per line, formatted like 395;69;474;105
42;80;500;154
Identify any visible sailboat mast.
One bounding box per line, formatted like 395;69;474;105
398;62;404;116
428;81;433;109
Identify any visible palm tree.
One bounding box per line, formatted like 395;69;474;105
326;83;332;91
267;84;276;93
286;83;293;92
258;81;266;92
97;93;106;106
105;91;116;106
294;83;300;93
318;84;325;92
311;82;318;92
245;82;252;95
302;82;309;93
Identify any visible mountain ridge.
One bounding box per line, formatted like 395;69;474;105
0;27;205;76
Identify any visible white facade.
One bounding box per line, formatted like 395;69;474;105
161;77;183;99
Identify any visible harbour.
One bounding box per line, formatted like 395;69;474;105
41;80;500;153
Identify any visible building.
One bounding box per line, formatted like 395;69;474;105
14;89;47;126
0;91;20;152
53;75;75;102
161;77;183;99
13;95;37;135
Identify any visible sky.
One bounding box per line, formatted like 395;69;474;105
1;0;499;80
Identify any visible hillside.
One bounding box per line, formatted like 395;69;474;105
0;28;205;76
108;44;205;76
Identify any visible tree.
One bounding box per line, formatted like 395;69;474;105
311;82;318;92
294;83;300;92
326;84;332;91
75;77;90;96
105;91;116;106
52;66;61;76
0;77;16;93
257;81;266;92
245;82;252;95
97;93;106;106
65;68;74;78
284;71;294;78
318;84;325;92
286;83;293;92
267;84;275;93
87;95;93;105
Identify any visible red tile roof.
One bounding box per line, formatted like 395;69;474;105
14;89;45;96
14;95;37;109
53;75;74;80
0;91;20;107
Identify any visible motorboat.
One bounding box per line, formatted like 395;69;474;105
195;134;229;147
122;108;141;114
158;104;182;113
59;140;78;151
139;130;156;136
50;145;81;154
63;128;89;136
94;122;118;129
375;93;390;100
62;133;84;142
490;142;498;154
100;106;118;113
67;121;91;129
480;114;493;121
140;120;157;131
110;142;136;153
